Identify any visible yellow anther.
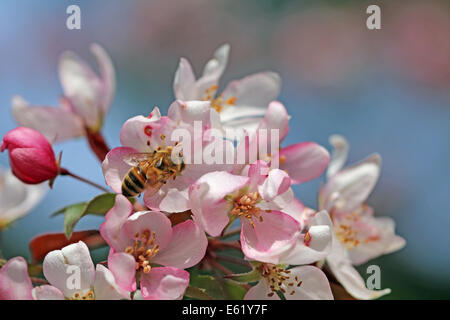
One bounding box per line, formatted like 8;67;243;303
260;264;302;297
125;229;160;273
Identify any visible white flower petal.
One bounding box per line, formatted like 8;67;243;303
93;264;130;300
320;154;381;212
326;134;349;179
43;241;95;297
0;168;47;229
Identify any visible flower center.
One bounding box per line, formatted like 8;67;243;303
202;85;236;113
260;264;302;297
334;212;379;250
70;289;95;300
125;229;160;274
230;192;262;228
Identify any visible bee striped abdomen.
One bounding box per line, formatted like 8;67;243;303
122;166;146;197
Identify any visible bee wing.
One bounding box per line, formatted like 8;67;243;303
123;153;154;166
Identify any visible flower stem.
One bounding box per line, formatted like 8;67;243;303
59;168;109;193
30;277;49;285
221;228;241;239
86;130;110;163
208;239;242;251
208;259;251;290
208;258;234;275
215;254;251;269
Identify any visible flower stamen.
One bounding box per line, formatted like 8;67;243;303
125;229;160;274
230;192;262;228
70;289;95;300
260;264;302;297
202;84;236;113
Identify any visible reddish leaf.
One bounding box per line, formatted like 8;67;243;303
29;230;106;262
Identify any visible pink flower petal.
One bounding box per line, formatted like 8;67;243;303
248;160;270;188
276;197;306;225
107;251;137;293
100;194;134;251
90;43;115;114
123;211;173;251
277;142;330;184
0;257;33;300
119;111;173;153
258;169;291;201
189;171;249;237
241;210;300;264
256;101;290;143
102;147;137;193
32;285;65;300
140;267;189;300
153;220;207;269
58;49;102;129
12;95;84;143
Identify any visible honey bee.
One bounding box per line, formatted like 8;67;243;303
121;146;185;197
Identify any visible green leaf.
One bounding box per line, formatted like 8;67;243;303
222;279;247;300
189;273;249;300
84;193;117;216
189;274;225;300
51;203;83;217
63;203;88;238
52;193;118;239
224;269;261;283
184;285;213;300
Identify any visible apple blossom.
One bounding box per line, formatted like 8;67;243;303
239;207;334;300
245;265;333;300
0;257;34;300
0;42;407;301
319;135;406;300
235;101;330;184
1;127;58;184
12;43;115;143
0;243;130;300
190;160;305;263
0;167;47;229
40;241;130;300
99;194;207;300
102;100;233;212
173;44;281;132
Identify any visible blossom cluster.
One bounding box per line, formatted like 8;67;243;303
0;44;405;300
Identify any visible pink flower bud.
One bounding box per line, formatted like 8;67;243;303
1;127;58;184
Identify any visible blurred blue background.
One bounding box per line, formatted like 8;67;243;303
0;0;449;299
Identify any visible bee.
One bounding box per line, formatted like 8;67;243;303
121;146;185;198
